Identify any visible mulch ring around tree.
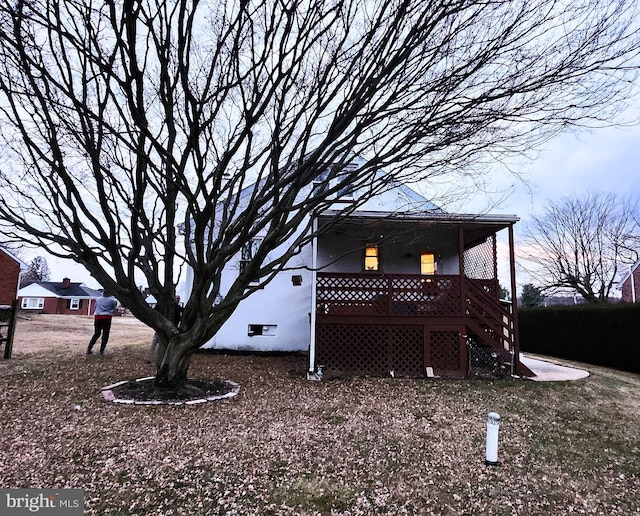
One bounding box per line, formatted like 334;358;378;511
101;377;240;406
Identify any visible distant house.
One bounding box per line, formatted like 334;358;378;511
620;260;640;303
17;278;103;315
0;248;28;305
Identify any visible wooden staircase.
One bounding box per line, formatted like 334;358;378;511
463;278;534;377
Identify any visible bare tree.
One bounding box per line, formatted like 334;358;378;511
0;0;638;391
521;193;640;303
20;256;51;287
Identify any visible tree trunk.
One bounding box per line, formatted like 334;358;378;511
152;335;201;395
150;309;233;395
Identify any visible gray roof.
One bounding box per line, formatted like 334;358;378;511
35;281;102;299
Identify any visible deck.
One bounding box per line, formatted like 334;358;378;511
314;273;517;378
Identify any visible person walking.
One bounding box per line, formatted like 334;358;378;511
86;290;118;355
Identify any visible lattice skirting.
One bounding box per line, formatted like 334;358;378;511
315;324;466;378
428;329;462;373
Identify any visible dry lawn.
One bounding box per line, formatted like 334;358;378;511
0;315;639;515
9;313;155;356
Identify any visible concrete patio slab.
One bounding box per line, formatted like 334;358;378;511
520;354;590;382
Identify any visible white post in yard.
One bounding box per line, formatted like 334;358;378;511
485;412;501;466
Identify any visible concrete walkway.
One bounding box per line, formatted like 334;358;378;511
520;354;590;382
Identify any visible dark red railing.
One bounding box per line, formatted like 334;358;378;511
316;272;514;351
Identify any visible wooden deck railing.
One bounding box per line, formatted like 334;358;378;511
316;272;514;351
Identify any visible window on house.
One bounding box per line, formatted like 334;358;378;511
337;181;356;200
420;252;437;275
21;297;44;309
364;244;380;271
70;298;80;310
312;169;330;196
312;181;328;196
240;238;262;276
312;167;357;200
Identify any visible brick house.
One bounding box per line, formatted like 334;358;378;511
620;260;640;303
17;278;103;315
0;248;28;305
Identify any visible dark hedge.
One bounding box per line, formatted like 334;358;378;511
519;303;640;374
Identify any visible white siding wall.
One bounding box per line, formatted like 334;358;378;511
182;179;453;352
185;240;314;352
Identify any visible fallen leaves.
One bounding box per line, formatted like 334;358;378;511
0;337;639;515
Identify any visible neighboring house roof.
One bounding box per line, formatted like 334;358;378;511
0;247;29;271
18;281;102;299
618;258;640;286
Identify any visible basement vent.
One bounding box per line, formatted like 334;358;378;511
248;324;277;336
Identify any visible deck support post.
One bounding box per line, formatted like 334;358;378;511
458;226;465;316
508;223;522;374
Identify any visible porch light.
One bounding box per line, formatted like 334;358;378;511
485;412;501;466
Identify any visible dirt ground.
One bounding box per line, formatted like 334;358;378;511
9;313;154;356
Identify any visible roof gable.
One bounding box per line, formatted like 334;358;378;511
227;156;442;216
312;157;441;213
0;247;28;270
350;176;440;213
18;281;101;298
619;259;640;286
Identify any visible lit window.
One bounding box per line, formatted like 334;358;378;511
420;252;437;275
364;244;380;271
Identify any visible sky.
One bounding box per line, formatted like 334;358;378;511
18;113;640;293
479;119;640;293
477;123;640;217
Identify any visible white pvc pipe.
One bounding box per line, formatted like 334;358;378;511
485;412;501;466
308;215;319;375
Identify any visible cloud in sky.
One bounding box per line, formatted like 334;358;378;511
489;122;640;219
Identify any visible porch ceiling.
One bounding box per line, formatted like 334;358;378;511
317;210;518;246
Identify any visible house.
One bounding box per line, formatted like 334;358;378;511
619;259;640;303
184;170;533;379
17;278;103;315
0;247;28;305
